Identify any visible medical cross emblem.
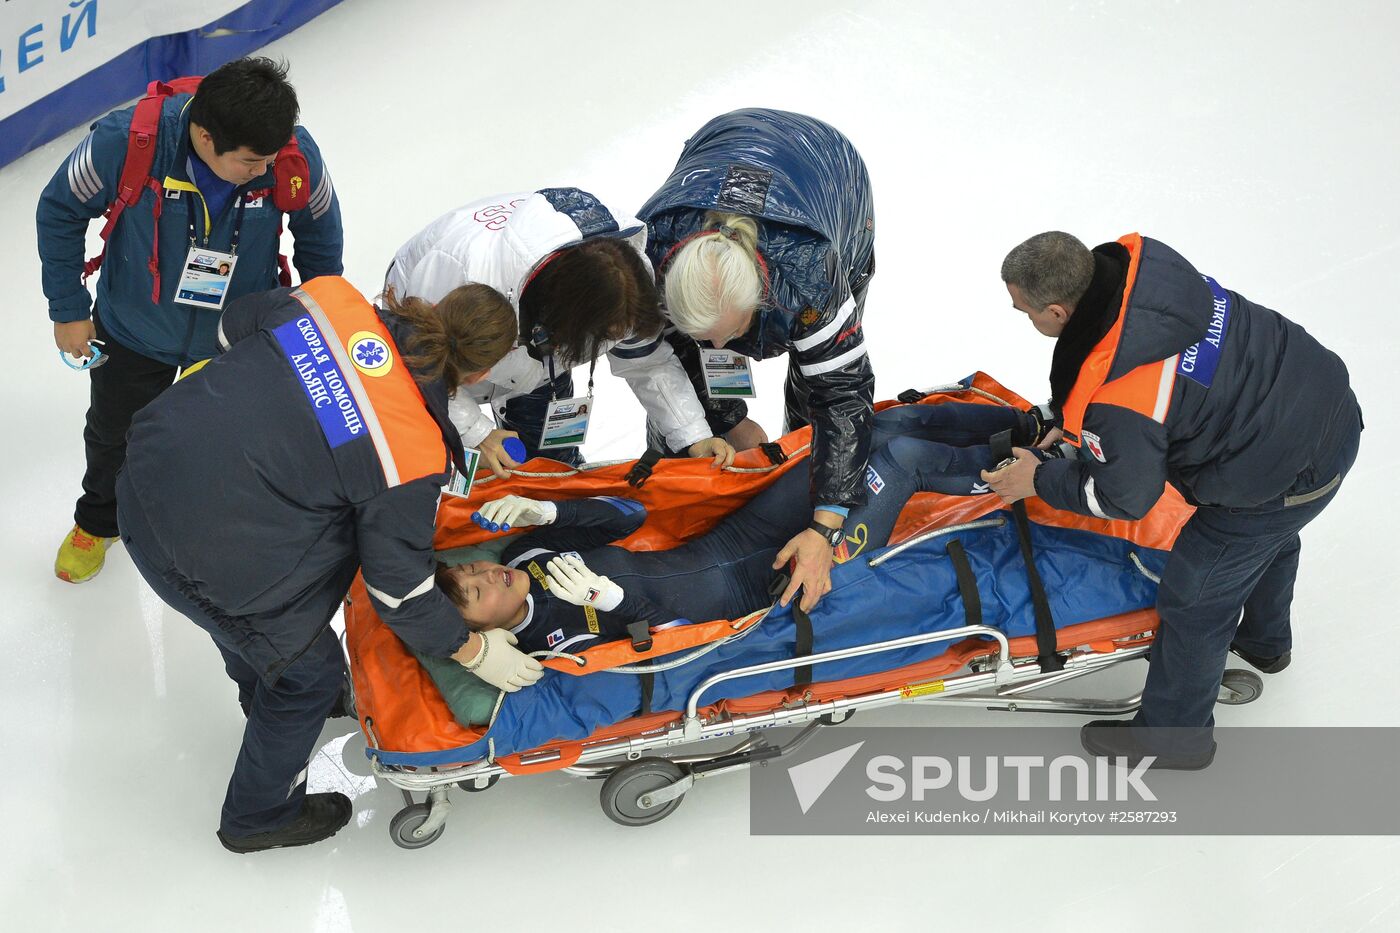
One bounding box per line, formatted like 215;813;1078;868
346;331;393;377
355;342;385;367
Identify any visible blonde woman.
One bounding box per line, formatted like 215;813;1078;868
638;109;876;612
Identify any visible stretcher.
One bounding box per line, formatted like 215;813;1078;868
341;374;1265;848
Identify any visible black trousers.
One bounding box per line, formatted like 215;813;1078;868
75;315;178;537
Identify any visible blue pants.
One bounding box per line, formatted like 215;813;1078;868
849;401;1033;557
118;499;346;837
596;402;1031;620
1137;401;1362;748
502;370;584;467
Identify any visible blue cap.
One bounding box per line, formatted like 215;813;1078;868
502;437;528;463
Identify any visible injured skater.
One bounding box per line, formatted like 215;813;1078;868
436;402;1063;656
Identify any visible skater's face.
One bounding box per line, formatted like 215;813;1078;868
1007;283;1071;338
442;562;530;629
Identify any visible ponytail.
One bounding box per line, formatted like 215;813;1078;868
382;284;516;392
663;212;764;338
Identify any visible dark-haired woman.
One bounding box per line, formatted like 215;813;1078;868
116;276;543;853
387;189;734;475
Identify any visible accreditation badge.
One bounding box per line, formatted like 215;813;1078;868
700;348;756;398
442;447;482;499
539;396;593;450
173;245;237;309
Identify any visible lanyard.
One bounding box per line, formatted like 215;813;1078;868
186;190;248;254
546;353;597;402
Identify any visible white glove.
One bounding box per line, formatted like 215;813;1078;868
459;628;545;692
545;554;624;612
473;495;558;532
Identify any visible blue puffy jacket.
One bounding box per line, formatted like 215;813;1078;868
37;93;343;366
639;109;876;509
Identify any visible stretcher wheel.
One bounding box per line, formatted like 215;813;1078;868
1217;669;1263;705
389;803;444;849
600;759;685;827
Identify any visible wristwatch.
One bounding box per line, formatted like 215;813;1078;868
807;519;844;547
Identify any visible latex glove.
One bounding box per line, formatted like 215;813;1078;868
455;629;544;692
545;554;624;612
687;436;736;469
472;495;557;533
480;428;522;479
54;320;96;357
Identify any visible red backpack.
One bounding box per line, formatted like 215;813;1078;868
83;76;308;301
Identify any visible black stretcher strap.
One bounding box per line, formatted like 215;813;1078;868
989;429;1064;672
760;442;787;465
897;388;928;404
638;672;655;716
945;539;982;628
791;602;814;687
625;449;664;488
770;570;815;687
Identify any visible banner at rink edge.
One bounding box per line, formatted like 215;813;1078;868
0;0;345;169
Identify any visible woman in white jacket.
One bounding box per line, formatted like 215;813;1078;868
387;188;733;476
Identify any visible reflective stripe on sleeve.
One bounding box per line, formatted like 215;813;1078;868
1084;476;1110;520
68;135;101;202
1152;355;1179;423
365;573;436;610
798;342;868;377
791;296;856;352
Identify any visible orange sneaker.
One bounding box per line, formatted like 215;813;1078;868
55;524;117;584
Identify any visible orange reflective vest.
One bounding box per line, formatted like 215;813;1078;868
1059;233;1181;452
287;276;448;488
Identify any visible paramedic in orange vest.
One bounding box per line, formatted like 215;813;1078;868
38;57;344;585
984;232;1361;769
116;277;544;852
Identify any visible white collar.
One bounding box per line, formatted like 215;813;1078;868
510;594;536;634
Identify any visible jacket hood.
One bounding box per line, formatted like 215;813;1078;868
1108;235;1216;381
638;108;860;250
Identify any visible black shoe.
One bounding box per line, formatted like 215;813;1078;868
217;792;353;853
1080;720;1216;771
1229;642;1291;674
1019;403;1057;447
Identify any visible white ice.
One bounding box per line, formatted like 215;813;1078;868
1;1;1396;930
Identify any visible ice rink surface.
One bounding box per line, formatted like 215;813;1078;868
1;1;1396;930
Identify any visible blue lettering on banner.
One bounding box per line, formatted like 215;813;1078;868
2;1;99;95
19;25;45;72
1177;274;1232;389
273;316;366;448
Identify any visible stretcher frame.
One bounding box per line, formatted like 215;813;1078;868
343;379;1259;847
349;515;1263;848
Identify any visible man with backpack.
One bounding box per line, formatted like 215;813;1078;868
38;57;344;583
